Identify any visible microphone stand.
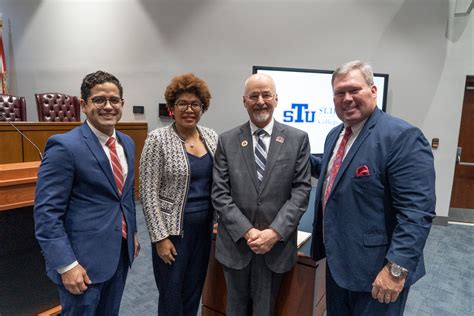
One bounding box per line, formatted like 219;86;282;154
0;113;44;161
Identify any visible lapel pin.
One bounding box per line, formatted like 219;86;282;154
241;140;248;147
276;136;285;143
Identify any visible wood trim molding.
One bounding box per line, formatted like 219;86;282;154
37;305;61;316
0;161;40;211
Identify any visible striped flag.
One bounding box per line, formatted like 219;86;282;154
0;13;8;94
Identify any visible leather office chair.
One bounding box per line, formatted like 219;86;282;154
35;93;81;122
0;94;27;121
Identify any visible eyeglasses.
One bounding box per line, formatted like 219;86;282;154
90;96;123;108
246;92;274;102
174;101;203;112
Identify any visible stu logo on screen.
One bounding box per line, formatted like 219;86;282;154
283;103;335;123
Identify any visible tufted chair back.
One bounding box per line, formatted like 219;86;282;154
0;94;27;121
35;93;81;122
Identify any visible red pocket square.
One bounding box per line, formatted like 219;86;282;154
356;165;370;177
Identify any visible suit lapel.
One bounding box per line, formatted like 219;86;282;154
116;132;133;193
238;123;259;191
321;126;343;181
260;121;285;190
80;123;120;197
329;109;382;194
316;125;343;202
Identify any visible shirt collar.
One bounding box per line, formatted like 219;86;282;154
249;118;274;136
86;120;117;146
345;118;367;137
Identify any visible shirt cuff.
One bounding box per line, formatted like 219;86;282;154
57;261;79;274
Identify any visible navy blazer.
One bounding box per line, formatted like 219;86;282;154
310;108;436;291
34;123;137;285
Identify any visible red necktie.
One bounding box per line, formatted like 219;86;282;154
106;137;127;239
323;127;352;210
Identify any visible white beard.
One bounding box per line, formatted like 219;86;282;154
252;111;270;124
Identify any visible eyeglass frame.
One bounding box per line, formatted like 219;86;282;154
245;91;275;102
174;101;203;112
89;96;124;109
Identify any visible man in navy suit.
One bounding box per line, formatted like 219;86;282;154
310;60;436;315
34;71;140;315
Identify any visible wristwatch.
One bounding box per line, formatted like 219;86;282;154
386;262;408;279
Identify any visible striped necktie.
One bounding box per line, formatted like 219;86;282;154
255;129;267;185
106;136;128;239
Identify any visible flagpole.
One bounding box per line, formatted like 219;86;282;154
0;12;8;94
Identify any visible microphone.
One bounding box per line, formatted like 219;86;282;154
0;112;44;161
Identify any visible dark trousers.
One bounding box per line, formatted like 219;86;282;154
152;210;212;316
222;255;284;316
58;239;129;316
326;264;410;316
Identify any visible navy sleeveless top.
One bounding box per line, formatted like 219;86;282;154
185;152;213;213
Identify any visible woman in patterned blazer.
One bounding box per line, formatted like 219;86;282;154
140;73;218;315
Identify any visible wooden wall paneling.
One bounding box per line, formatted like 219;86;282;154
275;256;316;316
116;123;148;199
22;130;64;161
0;122;148;198
0;131;23;163
202;306;225;316
202;240;326;316
21;123;78;162
202;241;227;313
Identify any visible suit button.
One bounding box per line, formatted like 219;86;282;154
115;227;120;231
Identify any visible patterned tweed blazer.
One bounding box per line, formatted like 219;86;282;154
140;124;218;242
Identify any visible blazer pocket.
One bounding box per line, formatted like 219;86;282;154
352;174;376;183
159;196;174;214
352;173;384;198
363;233;389;247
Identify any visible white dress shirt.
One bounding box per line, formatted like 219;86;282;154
86;120;128;180
249;118;274;153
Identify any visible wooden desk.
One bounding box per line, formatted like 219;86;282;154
202;241;326;316
0;121;148;198
0;162;59;314
0;161;40;211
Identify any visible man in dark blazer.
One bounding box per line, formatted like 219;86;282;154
310;60;436;315
212;73;311;315
34;71;140;315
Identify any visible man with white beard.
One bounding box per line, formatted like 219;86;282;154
211;73;311;316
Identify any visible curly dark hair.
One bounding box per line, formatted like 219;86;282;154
81;70;123;101
164;73;211;113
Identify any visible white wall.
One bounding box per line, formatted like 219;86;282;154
1;0;472;219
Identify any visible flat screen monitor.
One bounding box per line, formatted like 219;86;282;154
253;66;389;154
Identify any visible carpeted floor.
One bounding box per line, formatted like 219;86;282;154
120;202;474;316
